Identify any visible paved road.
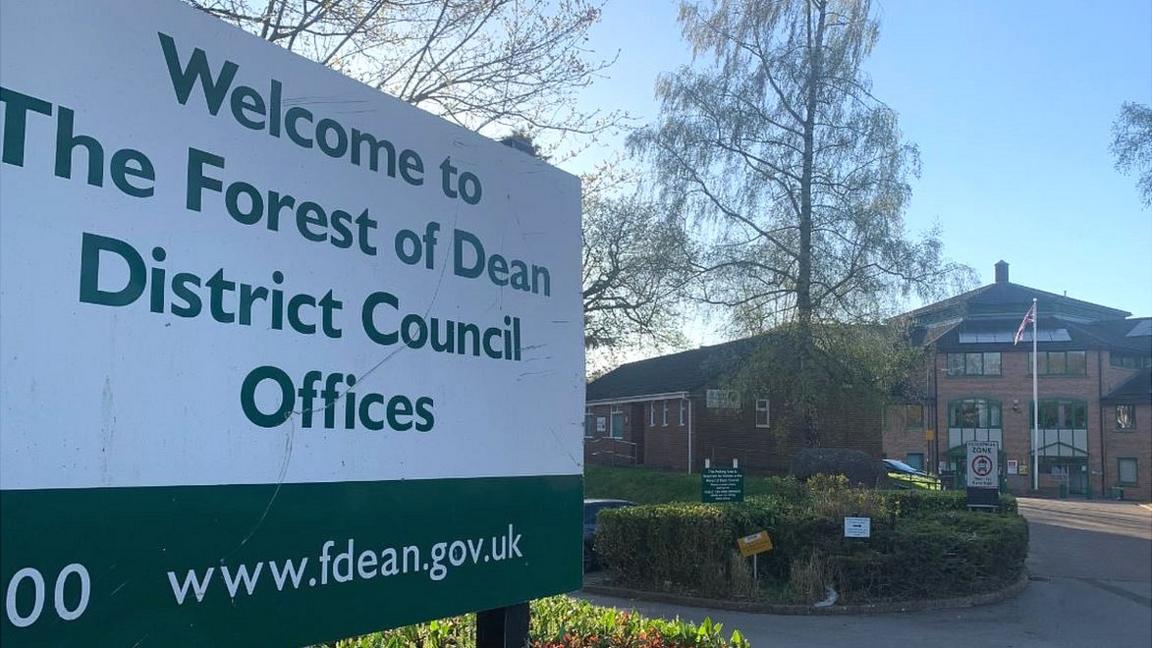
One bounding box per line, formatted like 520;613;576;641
581;498;1152;647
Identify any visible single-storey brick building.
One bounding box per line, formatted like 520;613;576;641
584;337;881;474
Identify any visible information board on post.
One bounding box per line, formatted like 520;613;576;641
702;467;745;503
0;1;583;644
966;441;1001;508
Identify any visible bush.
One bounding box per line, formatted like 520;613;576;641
790;448;889;488
596;486;1028;603
333;596;750;647
584;466;804;504
884;489;1017;516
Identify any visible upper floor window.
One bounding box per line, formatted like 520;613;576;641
948;398;1002;429
755;399;770;428
1111;352;1152;369
1115;405;1136;430
1035;398;1087;429
706;389;739;410
904;404;924;429
1029;350;1087;376
946;352;1001;376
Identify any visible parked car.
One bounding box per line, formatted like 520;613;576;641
883;459;943;490
583;498;633;572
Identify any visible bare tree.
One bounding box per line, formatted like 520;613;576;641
581;167;693;353
630;0;970;445
189;0;620;138
632;0;966;332
1111;101;1152;207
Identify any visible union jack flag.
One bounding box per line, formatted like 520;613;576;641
1013;302;1036;345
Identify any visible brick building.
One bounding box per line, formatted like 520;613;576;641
883;261;1152;500
584;337;881;474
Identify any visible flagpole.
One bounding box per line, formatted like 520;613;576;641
1032;298;1039;491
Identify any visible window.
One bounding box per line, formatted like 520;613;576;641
662;401;668;427
755;399;770;428
905;453;925;471
706;389;739;409
1029;350;1087;375
904;404;924;429
610;405;624;439
584;409;594;438
1036;399;1087;429
1110;352;1152;369
679;399;687;426
650;401;657;427
946;352;1001;376
1115;405;1136;430
1117;458;1138;485
948;399;1002;429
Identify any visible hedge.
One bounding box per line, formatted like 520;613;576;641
332;596;751;647
595;488;1027;603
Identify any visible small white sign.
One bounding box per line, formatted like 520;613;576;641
1007;459;1019;475
844;516;871;538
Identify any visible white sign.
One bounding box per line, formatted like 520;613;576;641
0;0;582;644
966;441;1000;489
1007;459;1019;475
844;517;872;538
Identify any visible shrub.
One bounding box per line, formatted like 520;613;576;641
333;596;750;647
790;448;889;488
596;489;1028;603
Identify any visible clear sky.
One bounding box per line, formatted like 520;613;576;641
559;0;1152;333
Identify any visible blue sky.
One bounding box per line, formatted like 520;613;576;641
560;0;1152;324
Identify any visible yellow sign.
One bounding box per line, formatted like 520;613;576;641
925;428;936;441
737;531;774;557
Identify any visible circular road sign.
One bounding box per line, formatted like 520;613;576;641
972;454;994;477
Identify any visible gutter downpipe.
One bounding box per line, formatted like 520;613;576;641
687;397;693;474
1098;350;1106;498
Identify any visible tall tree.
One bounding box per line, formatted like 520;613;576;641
1111;101;1152;207
190;0;619;139
631;0;966;444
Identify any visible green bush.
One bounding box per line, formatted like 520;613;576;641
595;486;1028;603
332;596;750;648
584;466;803;504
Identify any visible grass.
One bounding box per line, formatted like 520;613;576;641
584;465;796;504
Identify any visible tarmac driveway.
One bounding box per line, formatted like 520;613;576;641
580;498;1152;647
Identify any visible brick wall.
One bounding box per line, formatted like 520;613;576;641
1102;402;1152;501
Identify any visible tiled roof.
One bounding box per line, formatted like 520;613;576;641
586;336;768;401
902;281;1131;323
1103;368;1152;404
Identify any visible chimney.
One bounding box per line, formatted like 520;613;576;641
994;260;1009;284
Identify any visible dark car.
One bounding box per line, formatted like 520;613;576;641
583;498;633;572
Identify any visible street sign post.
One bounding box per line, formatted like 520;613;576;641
0;1;583;644
966;441;1000;509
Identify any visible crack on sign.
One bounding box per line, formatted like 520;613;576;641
224;201;461;558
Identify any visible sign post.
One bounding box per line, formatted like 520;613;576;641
0;1;583;644
966;441;1001;509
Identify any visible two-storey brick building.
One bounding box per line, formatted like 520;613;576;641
883;261;1151;500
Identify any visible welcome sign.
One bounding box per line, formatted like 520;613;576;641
0;0;583;644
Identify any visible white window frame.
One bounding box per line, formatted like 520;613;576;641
679;399;687;426
662;400;668;427
610;404;624;439
650;401;657;427
584;408;594;438
755;398;770;428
